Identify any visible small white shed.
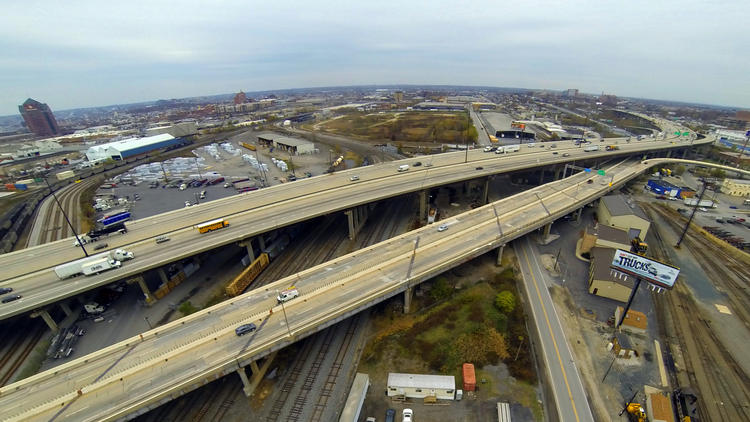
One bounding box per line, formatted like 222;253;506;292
387;373;456;400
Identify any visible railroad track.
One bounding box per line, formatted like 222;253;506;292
266;338;316;421
309;314;361;422
643;203;750;421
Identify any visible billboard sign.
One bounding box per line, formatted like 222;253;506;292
610;249;679;289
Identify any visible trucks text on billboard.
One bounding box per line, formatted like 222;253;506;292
610;249;680;289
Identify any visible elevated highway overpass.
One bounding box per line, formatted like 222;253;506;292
1;157;675;422
0;135;715;321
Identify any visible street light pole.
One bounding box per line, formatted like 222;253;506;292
276;291;292;338
45;178;89;257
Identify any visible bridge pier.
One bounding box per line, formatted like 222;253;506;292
59;301;73;317
236;351;277;396
127;275;156;305
418;190;427;223
573;207;583;222
345;205;371;241
403;287;413;314
538;169;544;185
31;308;58;332
554;166;563;180
238;239;255;261
496;243;506;266
482;177;490;204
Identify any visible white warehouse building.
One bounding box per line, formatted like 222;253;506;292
386;373;456;400
85;134;185;162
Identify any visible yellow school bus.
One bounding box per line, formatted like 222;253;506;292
197;218;229;234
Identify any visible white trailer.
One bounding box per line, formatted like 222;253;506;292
81;258;121;276
504;144;520;153
54;261;87;279
584;144;600;152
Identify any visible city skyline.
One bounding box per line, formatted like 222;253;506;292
1;0;748;115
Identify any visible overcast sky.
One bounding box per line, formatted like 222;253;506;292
1;0;748;115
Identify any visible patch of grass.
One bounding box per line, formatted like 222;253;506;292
318;111;471;144
203;293;226;308
178;301;200;316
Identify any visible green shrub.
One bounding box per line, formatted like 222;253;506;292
495;290;516;314
178;301;199;316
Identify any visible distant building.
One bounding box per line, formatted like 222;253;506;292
645;386;676;422
599;94;618;107
85;134;185;162
720;178;750;197
18;98;60;136
393;91;404;103
234;91;247;104
256;133;315;155
597;194;651;239
412;101;464;111
563;89;579;97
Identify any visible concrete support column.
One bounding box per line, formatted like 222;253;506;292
543;223;552;238
418;190;427;223
403;287;413;314
239;239;255;261
496;243;506;266
682;148;688;159
666;150;672;158
345;209;356;240
32;309;58;332
60;302;73;317
236;367;253;396
158;268;169;286
574;207;583;222
538;169;545;185
136;277;156;304
554;166;563;180
258;235;266;252
482;177;490;204
240;351;278;397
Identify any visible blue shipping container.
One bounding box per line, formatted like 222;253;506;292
14;184;28;191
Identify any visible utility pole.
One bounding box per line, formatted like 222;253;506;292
45;178;89;257
675;181;708;248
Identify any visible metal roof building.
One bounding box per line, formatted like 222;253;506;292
256;133;315;155
85;134;184;162
387;373;456;400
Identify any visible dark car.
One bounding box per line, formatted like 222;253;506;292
235;323;257;336
93;243;108;251
552;151;559;155
2;294;22;303
385;409;396;422
475;166;483;170
0;287;13;295
413;162;422;167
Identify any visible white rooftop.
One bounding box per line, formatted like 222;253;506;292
387;373;455;389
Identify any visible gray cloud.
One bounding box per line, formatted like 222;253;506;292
1;0;748;115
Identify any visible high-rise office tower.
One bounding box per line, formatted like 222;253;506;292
18;98;60;136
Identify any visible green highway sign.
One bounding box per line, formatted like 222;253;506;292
597;170;605;176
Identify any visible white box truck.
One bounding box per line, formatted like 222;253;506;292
81;258;121;276
504;144;520;153
584;145;600;152
397;164;409;172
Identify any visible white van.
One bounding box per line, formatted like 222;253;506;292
397;164;410;172
277;287;299;303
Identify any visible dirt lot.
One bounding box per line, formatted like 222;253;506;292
356;254;543;422
315;111;472;145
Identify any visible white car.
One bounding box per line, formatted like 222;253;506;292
350;175;360;181
437;224;448;232
402;408;413;422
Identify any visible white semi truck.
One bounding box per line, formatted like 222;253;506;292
584;145;600;152
54;249;133;279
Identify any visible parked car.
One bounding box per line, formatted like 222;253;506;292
402;409;413;422
235;323;257;336
385;409;396;422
